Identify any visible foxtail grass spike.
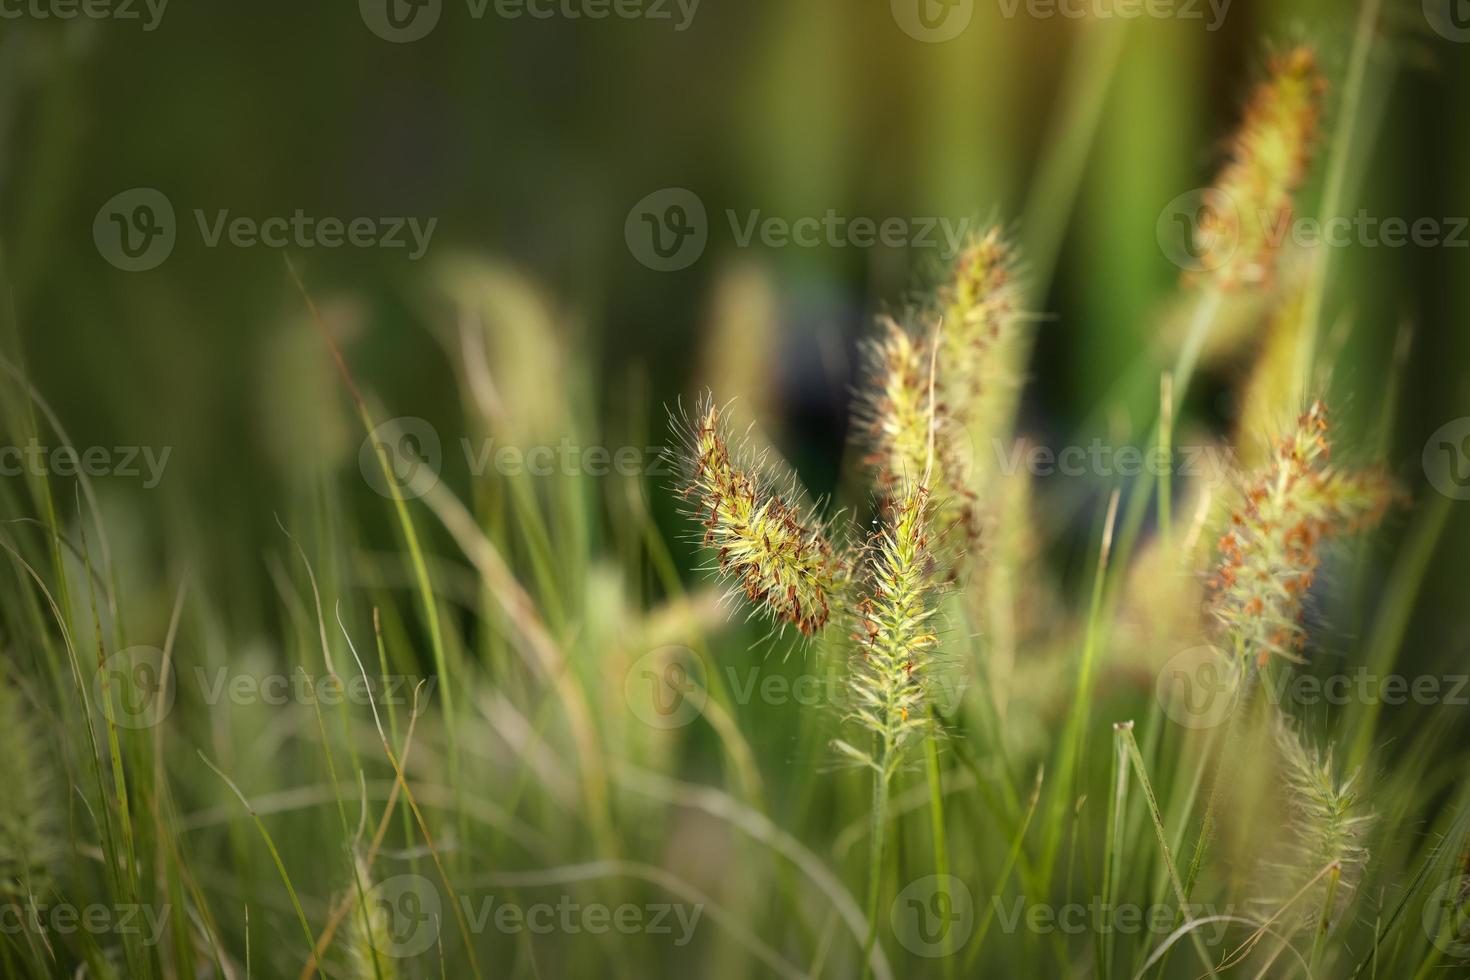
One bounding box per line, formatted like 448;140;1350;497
676;397;847;637
839;484;943;778
1211;401;1396;663
1195;45;1327;289
861;317;976;543
1265;718;1372;931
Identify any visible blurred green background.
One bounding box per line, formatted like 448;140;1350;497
0;0;1467;712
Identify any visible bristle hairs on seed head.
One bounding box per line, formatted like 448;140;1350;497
840;483;946;777
1194;44;1328;290
1263;716;1372;930
670;395;848;637
1210;400;1397;664
0;667;58;900
859;316;977;545
860;226;1024;547
932;226;1022;397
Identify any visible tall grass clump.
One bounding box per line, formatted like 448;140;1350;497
1;7;1464;980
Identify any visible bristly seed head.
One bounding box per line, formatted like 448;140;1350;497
677;398;846;637
1194;44;1327;290
841;483;944;777
860;317;977;544
861;227;1023;555
1210;401;1397;664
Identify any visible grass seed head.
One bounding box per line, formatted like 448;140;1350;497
1211;401;1397;663
860;317;977;545
1195;45;1327;290
676;397;847;637
1259;718;1373;930
843;484;944;776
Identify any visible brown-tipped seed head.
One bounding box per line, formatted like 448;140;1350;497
1195;45;1328;290
682;401;845;636
1211;401;1397;663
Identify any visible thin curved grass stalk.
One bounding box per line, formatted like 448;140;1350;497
461;860;805;980
675;397;847;637
1292;0;1387;400
285;257;460;789
613;764;894;980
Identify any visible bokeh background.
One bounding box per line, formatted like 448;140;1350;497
0;3;1468;971
4;0;1464;651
